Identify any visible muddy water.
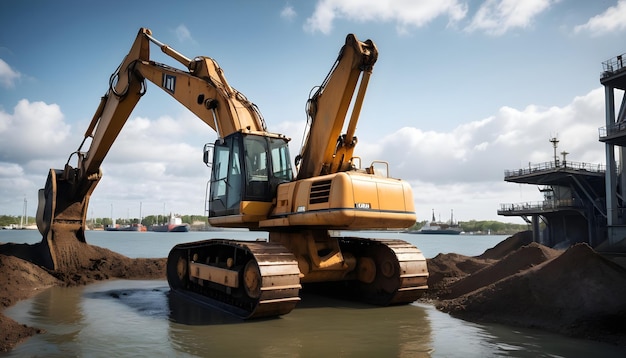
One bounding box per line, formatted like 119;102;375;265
1;230;626;357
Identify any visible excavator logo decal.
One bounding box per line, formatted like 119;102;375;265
162;74;176;94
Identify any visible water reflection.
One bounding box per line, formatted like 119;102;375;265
168;290;244;325
3;280;626;358
84;285;170;319
167;289;434;357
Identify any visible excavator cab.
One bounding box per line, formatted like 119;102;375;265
207;131;293;218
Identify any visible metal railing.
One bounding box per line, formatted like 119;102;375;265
498;199;583;213
599;122;626;139
601;53;626;78
504;160;605;178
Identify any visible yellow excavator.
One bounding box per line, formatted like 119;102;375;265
35;28;428;319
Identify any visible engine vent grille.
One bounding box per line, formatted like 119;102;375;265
310;179;332;204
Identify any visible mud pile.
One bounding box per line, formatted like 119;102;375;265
429;232;626;345
424;231;534;298
0;241;166;352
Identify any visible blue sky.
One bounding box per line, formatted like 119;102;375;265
1;0;625;224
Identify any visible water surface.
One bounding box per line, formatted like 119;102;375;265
1;230;624;357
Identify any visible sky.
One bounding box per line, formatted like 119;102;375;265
1;0;625;225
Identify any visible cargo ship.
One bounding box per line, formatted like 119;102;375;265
149;213;189;232
414;209;462;235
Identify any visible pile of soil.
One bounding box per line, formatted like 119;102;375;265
0;239;166;352
427;231;626;346
423;230;534;301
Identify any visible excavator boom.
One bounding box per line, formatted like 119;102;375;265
296;34;378;180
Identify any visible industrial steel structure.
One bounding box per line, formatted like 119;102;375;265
499;51;626;252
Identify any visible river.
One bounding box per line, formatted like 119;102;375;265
1;229;624;357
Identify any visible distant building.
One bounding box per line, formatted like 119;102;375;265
498;153;606;249
498;51;626;252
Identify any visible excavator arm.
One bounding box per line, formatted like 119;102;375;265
82;28;267;179
36;28;277;270
295;34;378;180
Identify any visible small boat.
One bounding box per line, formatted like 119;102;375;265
105;203;148;231
149;213;189;232
105;223;147;232
413;209;462;235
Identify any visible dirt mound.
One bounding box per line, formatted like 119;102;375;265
0;240;166;286
425;231;536;300
0;240;166;352
0;254;61;308
0;254;61;352
477;230;533;260
438;243;626;345
443;242;560;299
45;243;166;285
425;253;493;299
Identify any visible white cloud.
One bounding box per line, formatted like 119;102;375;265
366;87;605;183
465;0;556;36
174;24;194;43
0;100;74;216
0;164;34;213
304;0;468;34
0;99;71;163
574;0;626;36
0;59;21;88
281;5;297;21
354;86;606;221
0;162;24;177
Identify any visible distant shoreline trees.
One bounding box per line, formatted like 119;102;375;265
0;214;209;230
409;219;528;235
1;214;526;234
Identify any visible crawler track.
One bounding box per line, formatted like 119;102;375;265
167;239;301;319
307;237;428;305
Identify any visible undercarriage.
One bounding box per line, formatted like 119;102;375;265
166;232;428;319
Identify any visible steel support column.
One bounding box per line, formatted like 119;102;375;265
605;85;619;245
